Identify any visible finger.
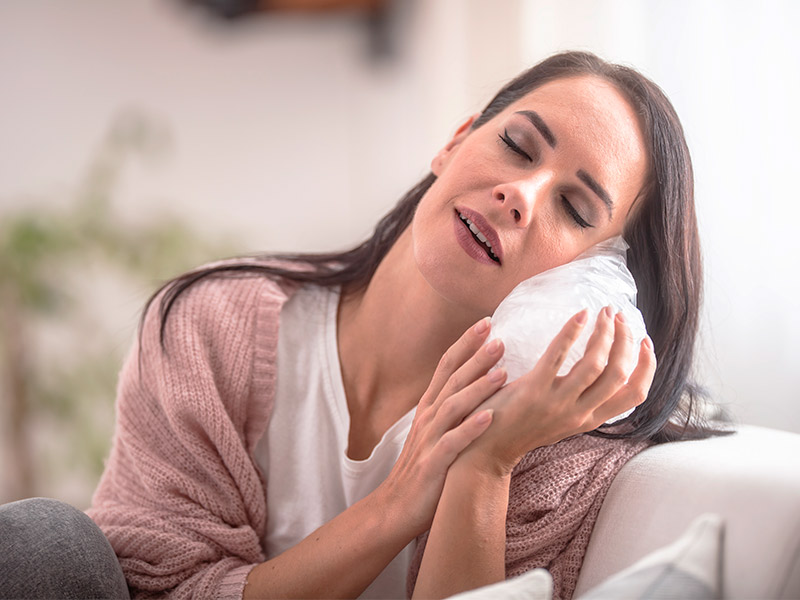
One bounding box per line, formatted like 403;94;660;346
528;309;589;381
608;312;636;381
590;337;657;425
563;306;616;393
437;337;505;402
578;311;636;406
432;367;507;436
422;317;492;407
428;409;494;474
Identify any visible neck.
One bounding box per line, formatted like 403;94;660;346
337;229;480;419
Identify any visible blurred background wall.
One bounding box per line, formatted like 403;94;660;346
1;0;798;508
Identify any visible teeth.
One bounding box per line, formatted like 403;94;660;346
471;226;489;245
459;213;499;261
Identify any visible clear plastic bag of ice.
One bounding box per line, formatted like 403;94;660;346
486;236;648;422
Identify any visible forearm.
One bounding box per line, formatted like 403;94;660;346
412;461;511;599
244;491;410;599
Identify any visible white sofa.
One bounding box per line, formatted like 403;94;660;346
452;425;800;599
574;424;800;599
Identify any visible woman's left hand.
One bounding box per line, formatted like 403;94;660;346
458;306;657;475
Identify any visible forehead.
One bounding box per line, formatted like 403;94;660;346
500;76;648;210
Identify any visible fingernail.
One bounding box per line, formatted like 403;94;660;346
576;310;588;325
604;306;614;319
486;338;502;355
474;317;490;335
488;367;506;383
643;336;653;351
476;409;493;425
615;311;626;324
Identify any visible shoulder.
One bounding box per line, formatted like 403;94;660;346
158;257;303;315
132;259;307;407
513;434;650;480
502;435;650;595
124;259;307;448
141;258;302;352
506;434;650;518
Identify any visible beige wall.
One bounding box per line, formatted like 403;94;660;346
0;0;527;252
1;1;799;505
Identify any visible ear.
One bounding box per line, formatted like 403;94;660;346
431;113;480;176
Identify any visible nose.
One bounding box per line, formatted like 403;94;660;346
492;173;551;227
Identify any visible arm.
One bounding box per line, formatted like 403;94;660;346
413;462;510;599
413;309;657;599
92;274;507;598
89;275;286;598
244;490;406;598
247;317;506;598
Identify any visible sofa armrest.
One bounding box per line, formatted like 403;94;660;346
574;425;800;599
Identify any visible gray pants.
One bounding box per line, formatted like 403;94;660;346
0;498;130;599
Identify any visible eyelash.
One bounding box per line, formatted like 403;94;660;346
498;129;593;230
561;196;592;229
498;130;532;162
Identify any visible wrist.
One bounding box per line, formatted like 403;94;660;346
369;477;429;540
448;453;513;492
453;444;519;480
414;453;511;598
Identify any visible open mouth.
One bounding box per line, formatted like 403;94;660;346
457;211;500;263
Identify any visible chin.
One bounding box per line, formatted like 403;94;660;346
411;219;505;317
419;262;502;318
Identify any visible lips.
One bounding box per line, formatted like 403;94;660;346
454;207;503;265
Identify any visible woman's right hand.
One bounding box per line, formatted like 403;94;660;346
374;317;507;536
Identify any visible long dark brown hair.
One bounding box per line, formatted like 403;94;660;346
145;51;720;444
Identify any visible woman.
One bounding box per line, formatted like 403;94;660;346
0;51;714;600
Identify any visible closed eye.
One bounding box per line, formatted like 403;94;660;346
561;196;594;229
499;129;532;162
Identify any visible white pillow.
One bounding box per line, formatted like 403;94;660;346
576;513;724;599
445;568;553;600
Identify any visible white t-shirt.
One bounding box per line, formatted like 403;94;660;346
255;284;416;599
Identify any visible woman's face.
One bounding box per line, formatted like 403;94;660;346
411;75;648;316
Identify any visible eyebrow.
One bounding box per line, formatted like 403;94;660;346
516;110;556;148
577;169;614;219
516;110;615;220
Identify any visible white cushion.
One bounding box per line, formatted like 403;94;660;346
446;569;553;600
577;513;723;599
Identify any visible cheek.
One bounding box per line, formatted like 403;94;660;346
410;199;451;281
411;223;448;275
511;223;574;279
441;145;500;190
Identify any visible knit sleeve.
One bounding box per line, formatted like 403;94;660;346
407;434;649;600
88;272;291;599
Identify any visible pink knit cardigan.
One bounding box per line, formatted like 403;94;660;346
88;270;648;600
